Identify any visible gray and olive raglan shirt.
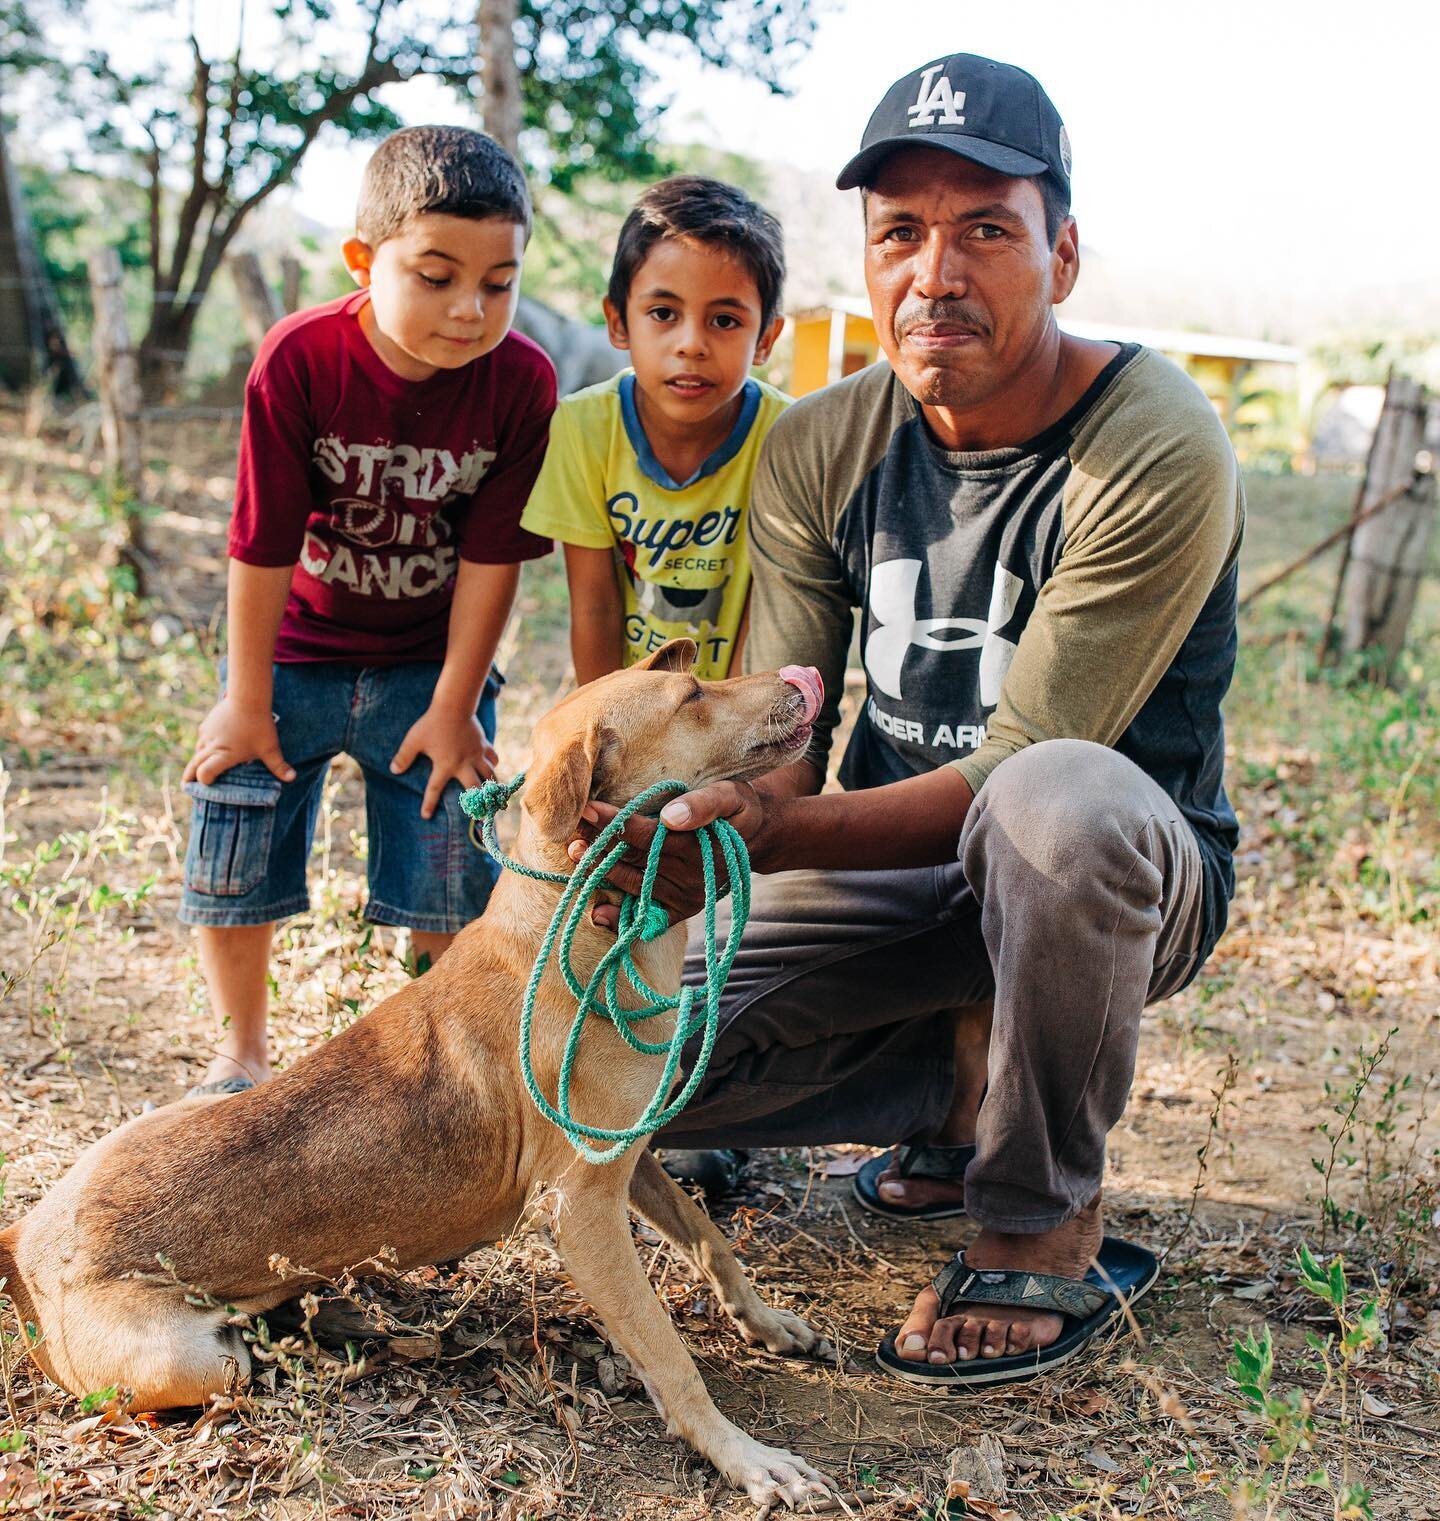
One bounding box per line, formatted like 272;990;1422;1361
745;343;1246;952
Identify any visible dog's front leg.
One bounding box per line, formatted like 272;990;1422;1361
553;1180;834;1509
629;1151;834;1358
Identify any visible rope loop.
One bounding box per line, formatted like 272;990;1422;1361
459;774;748;1163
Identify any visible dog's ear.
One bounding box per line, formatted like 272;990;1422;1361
525;719;615;841
633;638;697;674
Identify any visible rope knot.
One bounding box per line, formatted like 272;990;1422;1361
638;903;670;942
461;776;522;823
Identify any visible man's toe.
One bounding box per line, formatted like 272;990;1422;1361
955;1317;984;1360
1006;1319;1036;1355
877;1169;905;1202
895;1285;940;1360
979;1317;1010;1358
926;1318;960;1364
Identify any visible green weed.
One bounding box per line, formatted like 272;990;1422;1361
1226;1245;1381;1519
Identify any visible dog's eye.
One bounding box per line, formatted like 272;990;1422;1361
682;684;703;704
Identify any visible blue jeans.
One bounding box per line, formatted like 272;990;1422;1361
179;661;501;933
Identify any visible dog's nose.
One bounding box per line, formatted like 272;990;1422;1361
779;665;824;724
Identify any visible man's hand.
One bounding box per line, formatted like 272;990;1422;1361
391;705;499;820
570;779;779;931
183;697;296;787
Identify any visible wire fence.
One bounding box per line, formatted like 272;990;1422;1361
2;266;254;383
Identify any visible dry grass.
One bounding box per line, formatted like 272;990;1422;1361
1;407;1439;1518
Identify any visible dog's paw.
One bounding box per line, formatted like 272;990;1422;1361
725;1437;836;1509
734;1304;828;1358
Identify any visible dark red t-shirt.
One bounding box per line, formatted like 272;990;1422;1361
228;291;556;664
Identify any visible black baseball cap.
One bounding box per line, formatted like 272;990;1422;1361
836;53;1071;199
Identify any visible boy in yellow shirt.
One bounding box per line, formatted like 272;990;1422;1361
521;176;787;682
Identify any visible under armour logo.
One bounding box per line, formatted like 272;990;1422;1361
908;64;967;128
863;559;1020;703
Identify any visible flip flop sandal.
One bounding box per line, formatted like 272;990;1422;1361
184;1075;256;1100
852;1143;976;1221
657;1148;750;1200
875;1235;1160;1388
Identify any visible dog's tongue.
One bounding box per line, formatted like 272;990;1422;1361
779;665;824;725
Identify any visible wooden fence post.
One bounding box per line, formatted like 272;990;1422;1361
279;255;303;316
86;245;149;593
1340;374;1437;681
228;251;284;350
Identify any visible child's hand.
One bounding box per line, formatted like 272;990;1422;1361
390;706;498;820
183;698;296;787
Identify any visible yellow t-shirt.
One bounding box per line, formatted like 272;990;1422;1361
520;371;790;680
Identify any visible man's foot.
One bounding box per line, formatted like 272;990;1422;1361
894;1195;1104;1364
192;1049;271;1091
876;1156;968;1214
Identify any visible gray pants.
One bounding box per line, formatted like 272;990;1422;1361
660;739;1215;1234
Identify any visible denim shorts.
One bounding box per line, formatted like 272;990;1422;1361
179;661;501;933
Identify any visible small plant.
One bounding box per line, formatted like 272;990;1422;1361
1163;1048;1240;1262
1311;1027;1439;1287
1225;1244;1381;1519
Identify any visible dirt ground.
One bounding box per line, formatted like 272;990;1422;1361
1;412;1439;1519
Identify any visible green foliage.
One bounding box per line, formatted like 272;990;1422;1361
6;0;818;390
1226;1248;1380;1519
1232;476;1440;936
514;0;817;193
11;160;149;343
525;140;778;318
0;479;210;775
1309;331;1440;390
78;1384;120;1413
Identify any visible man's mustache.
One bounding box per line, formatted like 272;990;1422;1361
895;300;990;339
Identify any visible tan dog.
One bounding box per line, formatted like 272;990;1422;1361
0;641;836;1508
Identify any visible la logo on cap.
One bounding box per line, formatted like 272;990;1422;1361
907;63;967;128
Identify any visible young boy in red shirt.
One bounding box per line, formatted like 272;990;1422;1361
179;126;554;1095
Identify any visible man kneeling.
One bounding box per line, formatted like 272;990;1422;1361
577;51;1243;1388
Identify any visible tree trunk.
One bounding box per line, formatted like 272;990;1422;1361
0;117;81;395
229;251;284;349
1340;373;1437;682
138;299;193;405
87;246;150;595
478;0;521;156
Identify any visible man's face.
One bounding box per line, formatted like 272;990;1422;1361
343;212;526;382
862;148;1076;415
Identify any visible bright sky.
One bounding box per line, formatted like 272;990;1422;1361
292;0;1439;295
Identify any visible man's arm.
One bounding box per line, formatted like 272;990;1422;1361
391;558;520;818
955;352;1245;798
563;544;625;685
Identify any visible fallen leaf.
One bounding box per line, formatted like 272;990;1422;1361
388;1335;440;1362
1361;1391;1397;1418
822;1152;875;1178
0;1459;41;1508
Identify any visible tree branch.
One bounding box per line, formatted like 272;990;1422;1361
162;35;213;296
214;0;245;201
178;49;405;325
141;117;162;291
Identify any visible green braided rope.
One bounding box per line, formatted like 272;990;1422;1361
459;774;750;1164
